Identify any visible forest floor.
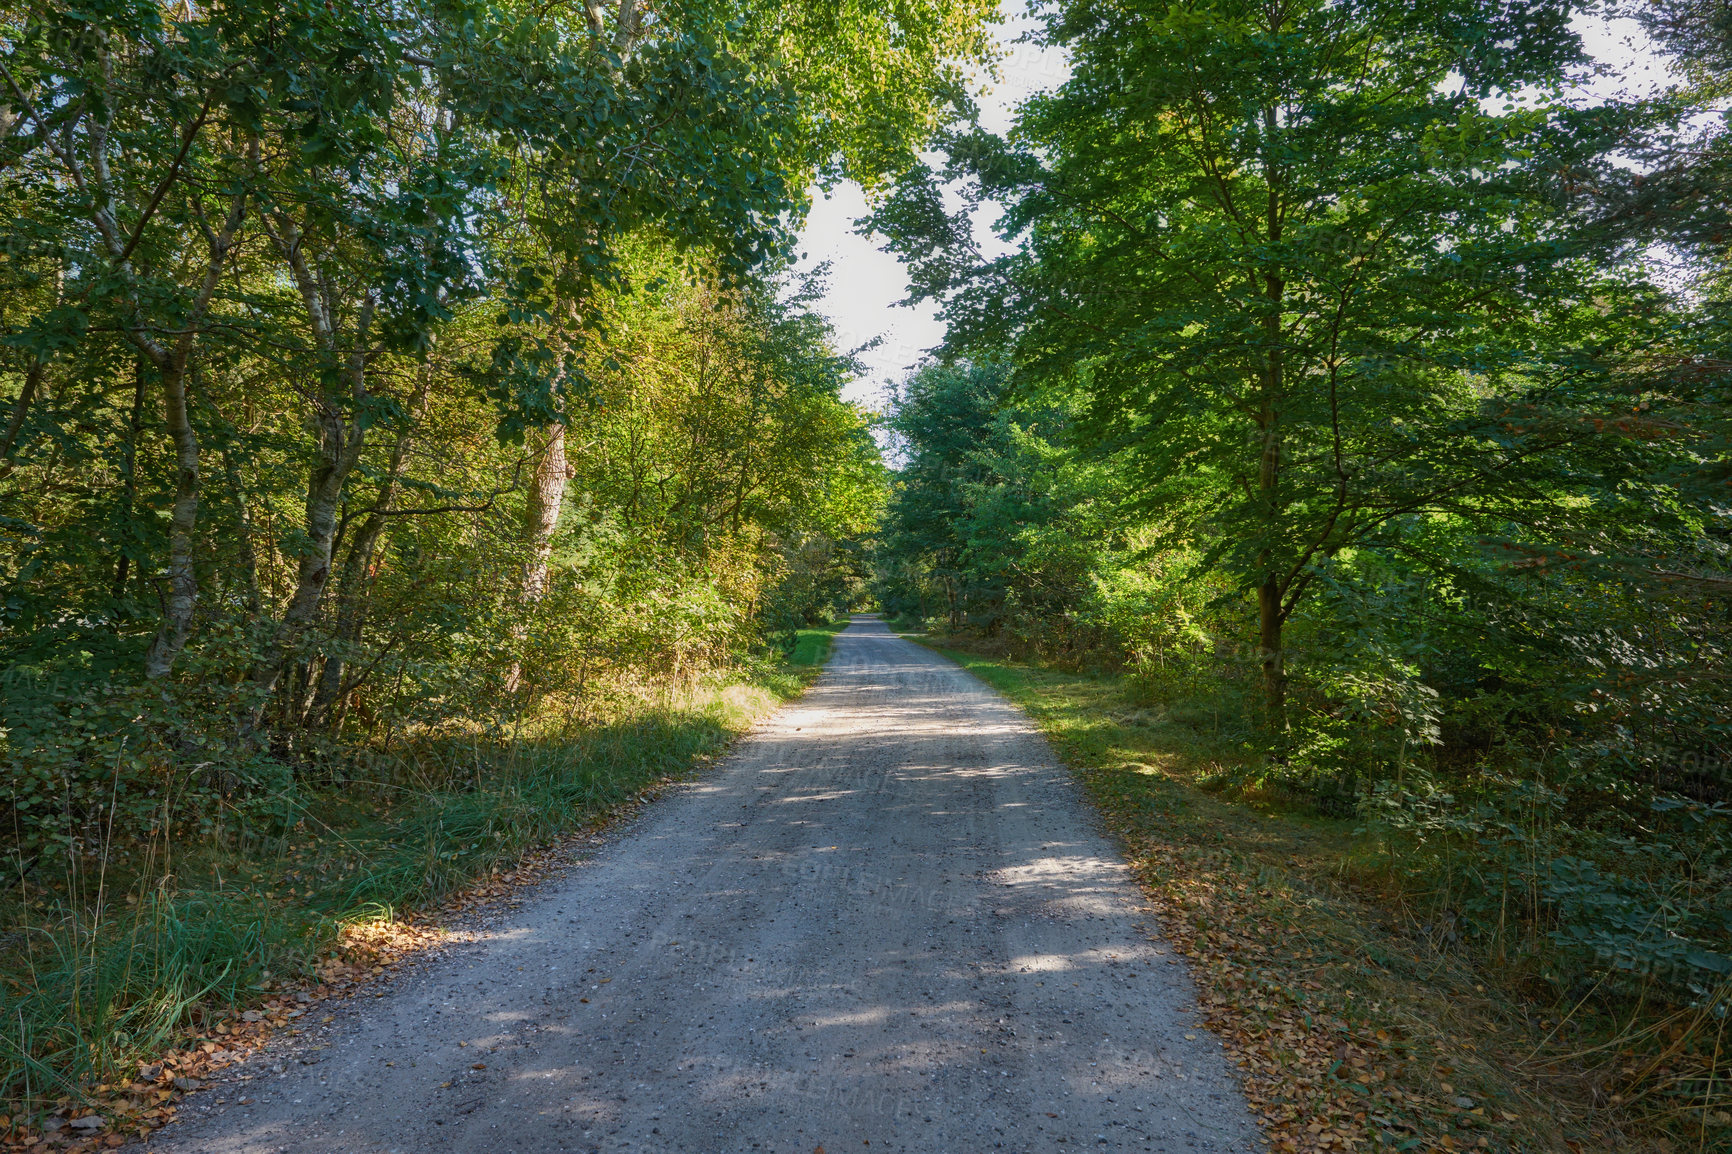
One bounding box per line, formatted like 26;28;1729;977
133;615;1262;1153
909;637;1662;1154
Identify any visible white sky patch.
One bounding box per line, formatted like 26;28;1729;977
1572;12;1674;102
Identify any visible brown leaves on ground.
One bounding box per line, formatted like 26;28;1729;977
1;1043;242;1151
1121;832;1512;1154
1076;761;1662;1154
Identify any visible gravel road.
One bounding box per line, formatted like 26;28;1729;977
151;616;1261;1154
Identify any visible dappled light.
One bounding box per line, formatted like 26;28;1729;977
128;619;1259;1153
4;0;1729;1149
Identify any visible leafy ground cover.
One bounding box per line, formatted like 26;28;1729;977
0;626;845;1149
916;637;1728;1154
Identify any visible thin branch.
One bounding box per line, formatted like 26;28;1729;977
0;358;45;470
114;95;214;268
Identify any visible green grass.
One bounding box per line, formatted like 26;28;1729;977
0;654;833;1115
788;617;850;667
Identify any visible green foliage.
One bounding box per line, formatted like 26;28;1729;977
875;359;1123;642
876;0;1702;719
0;0;991;1114
1362;783;1732;1005
0;254;882;860
871;0;1732;1008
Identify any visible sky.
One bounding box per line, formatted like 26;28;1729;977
791;1;1069;412
793;5;1674;413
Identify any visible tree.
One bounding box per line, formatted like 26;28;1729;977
491;0;998;662
0;0;272;676
877;0;1654;721
881;362;1006;628
878;360;1115;638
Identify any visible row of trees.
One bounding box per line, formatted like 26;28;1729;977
0;0;995;858
871;0;1731;1042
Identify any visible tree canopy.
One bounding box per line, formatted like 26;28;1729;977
0;0;994;866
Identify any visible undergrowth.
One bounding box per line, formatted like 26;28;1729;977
0;622;846;1117
920;637;1732;1154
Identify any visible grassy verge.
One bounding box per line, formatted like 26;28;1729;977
787;617;851;669
0;642;838;1147
919;640;1682;1154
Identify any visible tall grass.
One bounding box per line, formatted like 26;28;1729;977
0;656;830;1113
1;891;303;1101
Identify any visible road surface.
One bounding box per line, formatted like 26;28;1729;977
152;616;1260;1153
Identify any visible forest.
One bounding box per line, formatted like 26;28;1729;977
866;0;1732;1144
0;0;1729;1148
0;0;987;1123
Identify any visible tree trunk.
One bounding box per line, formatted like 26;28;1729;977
523;422;568;602
132;197;248;678
1257;575;1285;721
247;409;365;715
504;423;569;694
143;363;199;679
242;221;375;725
1255;390;1285;725
309;385;424;728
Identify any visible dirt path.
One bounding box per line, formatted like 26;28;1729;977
150;616;1261;1153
